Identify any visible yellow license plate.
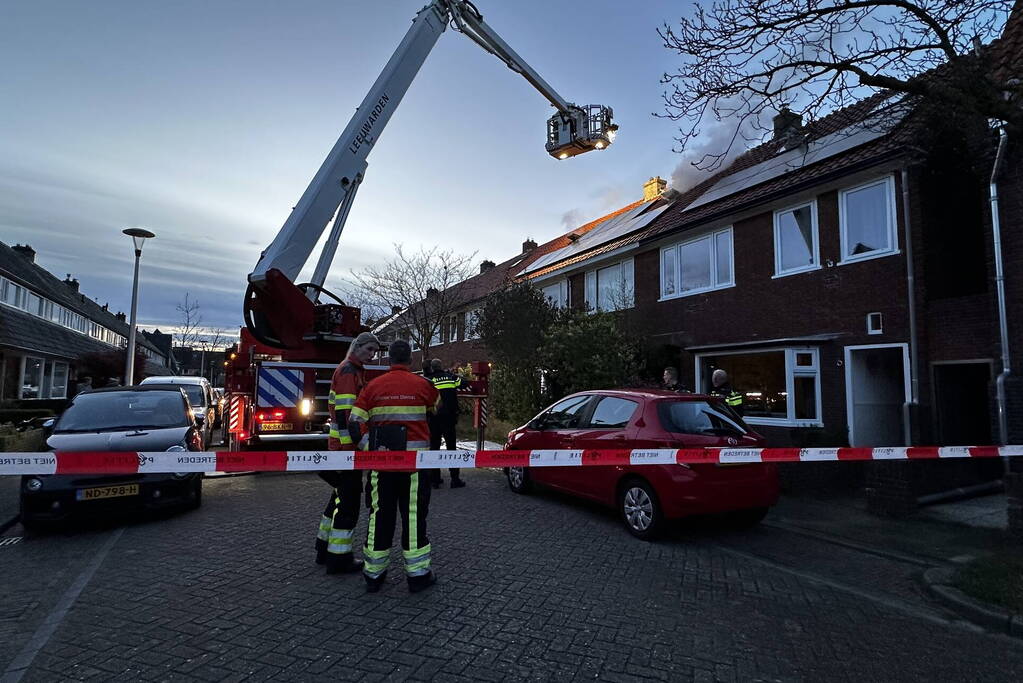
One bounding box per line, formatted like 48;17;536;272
76;484;139;501
259;422;294;432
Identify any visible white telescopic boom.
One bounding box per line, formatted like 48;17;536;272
248;2;448;286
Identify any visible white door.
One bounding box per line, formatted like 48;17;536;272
846;346;908;447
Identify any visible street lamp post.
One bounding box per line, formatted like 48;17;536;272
123;227;156;385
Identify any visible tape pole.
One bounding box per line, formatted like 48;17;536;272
0;446;1021;476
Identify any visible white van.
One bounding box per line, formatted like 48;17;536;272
139;376;216;446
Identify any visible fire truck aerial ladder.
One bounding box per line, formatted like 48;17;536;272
243;0;618;351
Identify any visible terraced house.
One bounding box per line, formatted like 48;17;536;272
381;9;1022;507
0;241;170;402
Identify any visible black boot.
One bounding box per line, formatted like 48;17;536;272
315;539;328;565
450;479;466;488
407;571;437;594
325;553;365;575
365;571;388;593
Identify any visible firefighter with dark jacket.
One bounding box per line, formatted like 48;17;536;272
426;358;465;488
348;340;440;594
710;368;744;416
315;331;380;575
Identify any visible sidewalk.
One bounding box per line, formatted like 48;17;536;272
769;492;1011;565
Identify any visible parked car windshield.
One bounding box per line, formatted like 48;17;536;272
180;385;206;409
658;399;749;437
55;391;190;433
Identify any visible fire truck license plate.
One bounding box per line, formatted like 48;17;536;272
259;423;293;432
76;484;139;501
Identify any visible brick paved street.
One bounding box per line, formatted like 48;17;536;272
2;468;1022;682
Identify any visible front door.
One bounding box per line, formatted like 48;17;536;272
933;362;992;446
846;346;908;447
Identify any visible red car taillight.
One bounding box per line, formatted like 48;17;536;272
254;410;287;422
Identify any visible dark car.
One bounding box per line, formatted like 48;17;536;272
504;389;780;539
20;386;205;529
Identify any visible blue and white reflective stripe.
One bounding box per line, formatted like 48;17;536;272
257;368;304;407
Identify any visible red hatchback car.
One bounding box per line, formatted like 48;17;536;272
504;389;780;539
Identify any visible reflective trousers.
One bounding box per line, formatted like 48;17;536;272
363;471;432;578
315;470;363;558
429;416;460;482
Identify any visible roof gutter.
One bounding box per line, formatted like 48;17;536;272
988;119;1011;447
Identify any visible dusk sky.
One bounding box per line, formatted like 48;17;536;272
0;0;720;333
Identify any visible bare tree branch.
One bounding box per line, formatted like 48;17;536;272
658;0;1019;170
350;244;478;358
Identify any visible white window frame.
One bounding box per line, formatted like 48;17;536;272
464;308;481;340
659;227;734;300
19;355;46;400
839;175;899;265
583;258;634;312
694;347;823;427
773;200;820;278
541;280;568;309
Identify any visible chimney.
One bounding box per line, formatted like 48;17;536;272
426;287;439;298
115;311;126;322
773;108;803;141
643;177;667;201
12;244;36;262
522;239;537;253
391;305;402;315
63;274;80;292
479;259;496;274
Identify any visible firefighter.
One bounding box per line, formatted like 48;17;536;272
426;358;465;488
710;368;744;416
348;339;440;593
315;331;380;575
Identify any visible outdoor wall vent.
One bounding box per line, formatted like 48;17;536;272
867;312;883;335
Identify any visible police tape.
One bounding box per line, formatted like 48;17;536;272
1;446;1022;476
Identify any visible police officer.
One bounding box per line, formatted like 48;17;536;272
349;340;440;594
662;366;689;393
426;358;465;488
315;331;380;575
710;368;744;415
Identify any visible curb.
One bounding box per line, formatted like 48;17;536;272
922;566;1023;637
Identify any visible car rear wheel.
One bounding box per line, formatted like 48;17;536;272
619;478;662;540
506;467;532;494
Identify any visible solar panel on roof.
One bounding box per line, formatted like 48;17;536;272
685;102;909;212
520;201;669;276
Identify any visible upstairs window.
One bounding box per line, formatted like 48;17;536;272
541;280;567;308
660;228;733;299
774;201;819;276
584;259;634;311
840;176;898;263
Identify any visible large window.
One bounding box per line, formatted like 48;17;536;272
584;259;634;311
840;176;898;263
21;356;44;399
464;309;481;340
541;280;567;308
660;228;733;299
774;201;819;276
696;348;821;426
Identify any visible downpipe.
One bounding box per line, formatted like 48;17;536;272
917;479;1004;507
901;168;920;446
989;121;1011;452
